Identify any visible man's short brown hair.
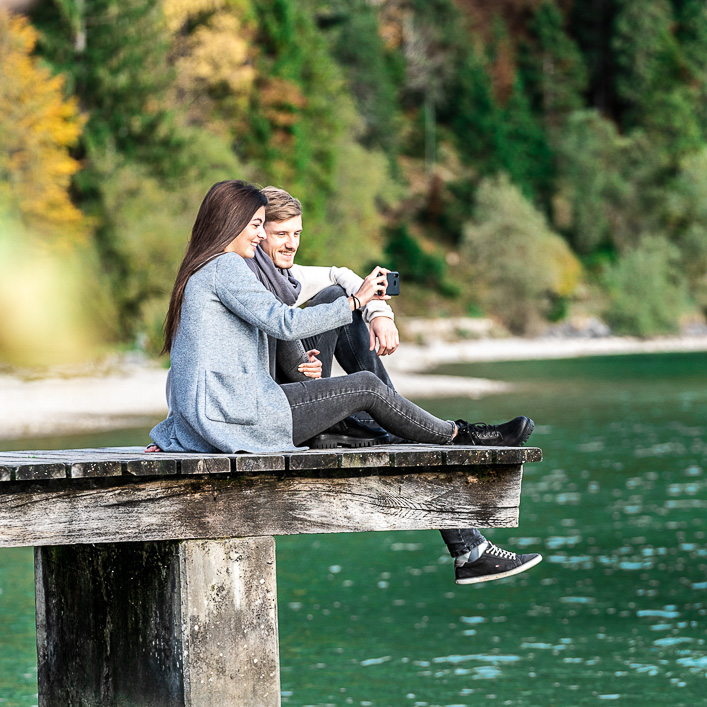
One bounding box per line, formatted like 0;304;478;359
261;186;302;222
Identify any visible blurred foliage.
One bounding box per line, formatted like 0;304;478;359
0;211;111;366
1;0;706;364
463;174;582;334
383;223;447;289
602;236;688;336
0;11;85;241
665;148;707;312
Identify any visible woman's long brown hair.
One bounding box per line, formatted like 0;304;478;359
161;180;268;354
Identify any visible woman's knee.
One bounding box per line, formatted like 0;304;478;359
349;370;386;392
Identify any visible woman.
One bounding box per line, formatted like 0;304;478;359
150;180;542;584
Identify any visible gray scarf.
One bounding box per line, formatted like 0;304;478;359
244;245;306;381
245;245;302;305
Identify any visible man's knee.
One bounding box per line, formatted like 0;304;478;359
307;285;347;306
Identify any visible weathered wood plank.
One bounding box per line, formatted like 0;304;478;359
231;454;286;473
287;450;339;471
0;466;523;548
339;449;390;469
71;460;123;478
0;446;542;479
179;456;231;475
15;463;68;481
388;445;445;467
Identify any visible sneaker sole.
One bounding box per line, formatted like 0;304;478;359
517;418;535;446
307;434;390;449
455;554;543;585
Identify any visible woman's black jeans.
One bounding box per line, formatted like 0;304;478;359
281;370;454;445
280;371;487;559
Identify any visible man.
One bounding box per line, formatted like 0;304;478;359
245;186;543;584
245;186;399;447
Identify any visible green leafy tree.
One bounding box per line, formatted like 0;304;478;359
555;110;669;255
462;174;581;334
602;236;688;335
674;0;707;137
665;148;707;313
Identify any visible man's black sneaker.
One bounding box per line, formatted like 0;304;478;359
453;416;534;446
306;415;390;449
455;543;543;585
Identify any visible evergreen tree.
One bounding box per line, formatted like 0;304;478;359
519;1;588;125
497;76;554;203
673;0;707;138
31;0;185;175
441;47;502;177
612;0;701;158
568;0;618;115
315;0;401;159
245;0;348;235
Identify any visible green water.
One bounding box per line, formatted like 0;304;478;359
1;352;705;705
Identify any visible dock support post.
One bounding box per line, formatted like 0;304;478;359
35;537;281;706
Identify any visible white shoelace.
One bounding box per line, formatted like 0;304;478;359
485;544;516;560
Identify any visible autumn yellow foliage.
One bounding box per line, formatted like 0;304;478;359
0;10;85;242
164;0;255;134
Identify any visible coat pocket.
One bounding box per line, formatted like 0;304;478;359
204;370;257;425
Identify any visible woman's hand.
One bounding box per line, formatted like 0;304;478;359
298;349;323;379
352;266;390;309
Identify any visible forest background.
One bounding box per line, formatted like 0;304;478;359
1;0;707;366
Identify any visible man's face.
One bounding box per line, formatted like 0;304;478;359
262;215;302;269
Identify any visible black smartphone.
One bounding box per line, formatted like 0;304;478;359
385;271;400;296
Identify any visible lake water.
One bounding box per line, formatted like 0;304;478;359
1;352;705;706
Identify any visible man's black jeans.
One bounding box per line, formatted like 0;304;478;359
301;285;395;388
280;286;488;560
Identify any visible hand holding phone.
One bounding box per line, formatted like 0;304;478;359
377;271;400;296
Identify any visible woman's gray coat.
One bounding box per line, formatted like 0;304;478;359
150;253;352;453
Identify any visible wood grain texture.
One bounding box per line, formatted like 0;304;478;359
0;465;523;548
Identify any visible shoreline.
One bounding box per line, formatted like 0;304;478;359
2;334;707;441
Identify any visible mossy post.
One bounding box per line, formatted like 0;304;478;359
35;538;280;706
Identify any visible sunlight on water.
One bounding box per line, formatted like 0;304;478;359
1;352;706;705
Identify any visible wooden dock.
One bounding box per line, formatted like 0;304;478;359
0;444;541;706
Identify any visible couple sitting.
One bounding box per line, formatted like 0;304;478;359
149;180;542;585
